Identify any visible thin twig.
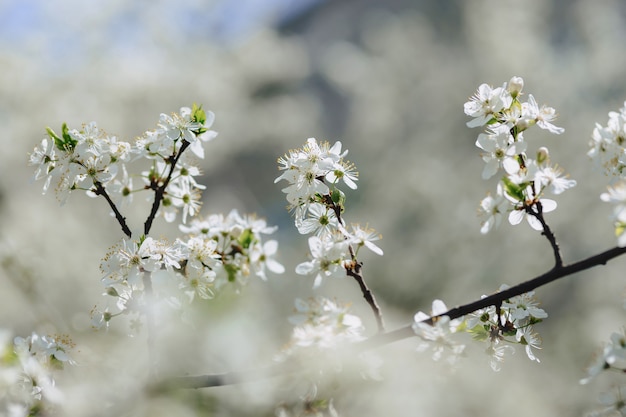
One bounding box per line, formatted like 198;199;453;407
93;180;132;238
527;201;563;268
143;140;190;235
326;195;385;332
345;262;385;333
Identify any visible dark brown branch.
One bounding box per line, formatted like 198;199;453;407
156;244;626;389
345;261;385;333
143;140;190;235
526;202;563;268
93;181;132;238
325;194;385;332
358;244;626;351
149;361;297;393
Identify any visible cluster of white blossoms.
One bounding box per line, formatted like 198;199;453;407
29;105;286;329
30;105;217;224
0;331;75;417
412;288;547;371
93;210;284;328
275;138;382;288
464;77;576;234
589;102;626;246
465;286;547;371
278;297;366;357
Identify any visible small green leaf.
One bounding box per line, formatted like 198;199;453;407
191;103;208;134
501;176;525;202
191;103;206;124
331;189;345;206
46;127;64;151
238;228;254;249
61;122;77;150
468;324;489;341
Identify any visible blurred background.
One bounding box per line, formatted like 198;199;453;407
2;0;626;415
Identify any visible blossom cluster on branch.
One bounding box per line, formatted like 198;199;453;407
465;76;577;235
30;107;285;333
275;138;383;287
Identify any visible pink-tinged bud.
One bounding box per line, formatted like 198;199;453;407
508;76;524;98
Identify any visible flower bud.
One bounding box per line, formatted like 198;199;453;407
536;147;550;164
508;76;524;98
230;224;244;238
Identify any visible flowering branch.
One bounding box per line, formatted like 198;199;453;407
276;138;386;332
143;140;190;236
25;86;626;415
327;195;385;332
365;244;626;349
153;243;626;390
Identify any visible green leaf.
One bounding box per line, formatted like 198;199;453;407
331;189;345;208
501;176;525;202
191;103;208;134
61;122;77;150
238;228;254;249
468;324;489;341
46;127;64;151
191;103;206;124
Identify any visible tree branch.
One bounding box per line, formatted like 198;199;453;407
143;140;190;236
155;243;626;390
326;194;385;332
345;261;385;333
93;180;132;238
359;244;626;350
527;201;563;268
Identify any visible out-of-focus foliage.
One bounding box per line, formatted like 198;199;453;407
2;0;626;415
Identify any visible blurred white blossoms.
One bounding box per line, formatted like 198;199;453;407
465;286;547;371
465;77;576;234
413;300;465;364
280;297;366;356
580;328;626;385
277;298;381;417
590;102;626;246
276;138;382;288
586;386;626;417
0;331;75;417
